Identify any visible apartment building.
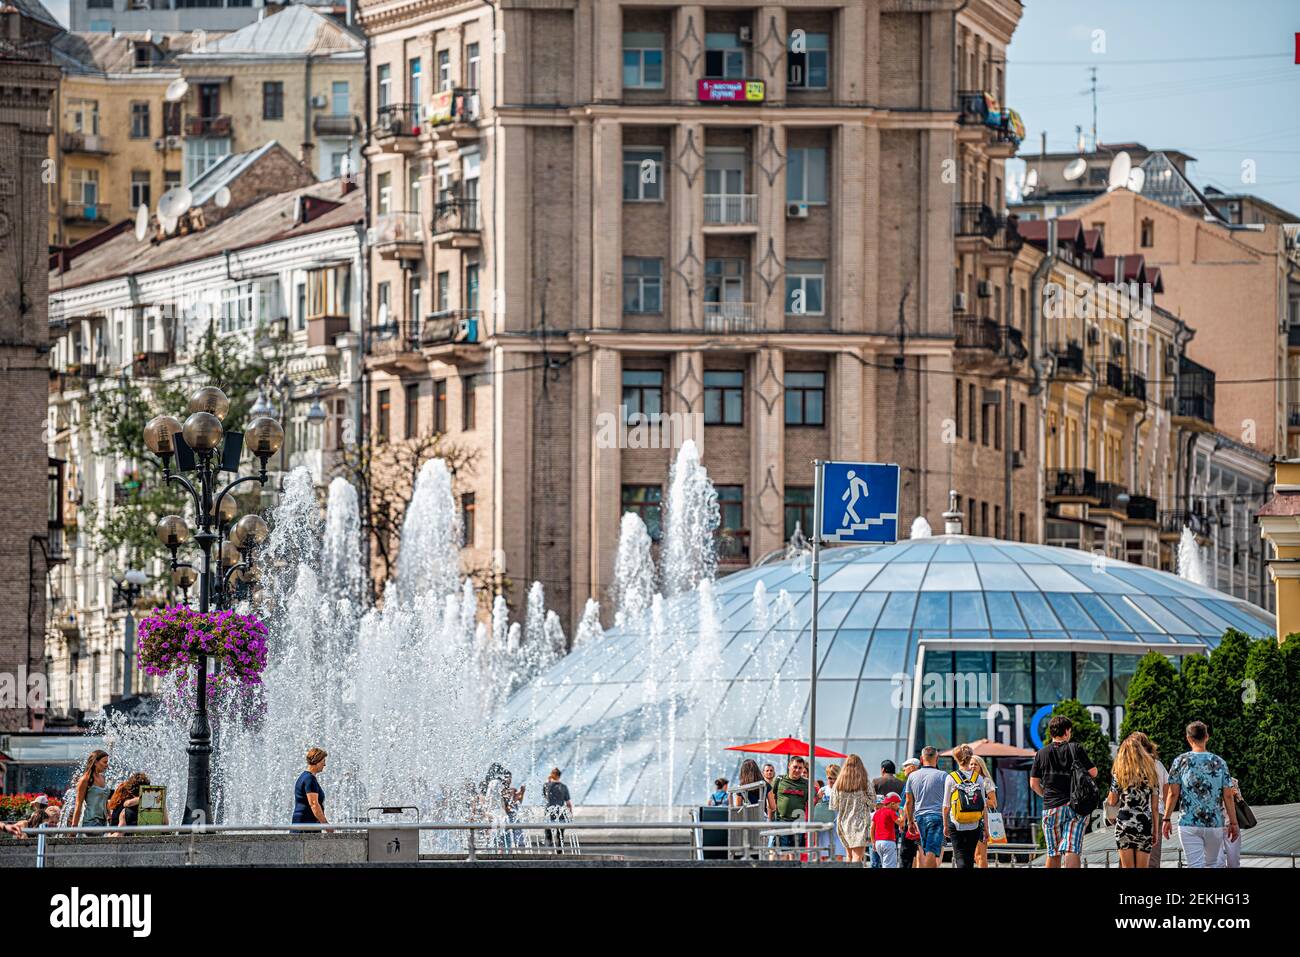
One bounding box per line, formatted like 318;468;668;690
48;31;198;246
354;0;1029;628
45;165;363;719
175;4;365;183
0;0;61;733
69;0;340;34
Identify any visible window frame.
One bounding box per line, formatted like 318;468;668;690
786;31;830;90
129;101;150;139
622;369;663;424
786;147;829;205
622;147;664;202
784;370;827;426
621;484;664;540
622;257;663;314
622;32;665;89
703;370;744;425
784;259;826;316
262;81;284;121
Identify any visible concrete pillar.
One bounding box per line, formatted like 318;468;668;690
758;7;787;104
592;118;623;329
749;347;785;557
755;122;785;334
497;123;529;334
670;121;703;332
833;352;864;461
836;122;867;334
671;6;704;103
589;347;623;605
493;346;532;600
570;347;594;627
671;349;705;455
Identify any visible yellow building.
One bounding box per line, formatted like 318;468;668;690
1259;461;1300;639
49;32;195;246
175;5;364;184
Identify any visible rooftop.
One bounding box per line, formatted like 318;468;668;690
179;5;363;59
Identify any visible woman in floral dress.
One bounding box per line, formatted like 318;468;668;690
828;754;875;863
1107;733;1160;868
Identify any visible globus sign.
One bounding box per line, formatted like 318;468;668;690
697;79;766;102
985;702;1126;750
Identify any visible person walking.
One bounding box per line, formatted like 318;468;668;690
871;793;903;868
766;756;810;856
1165;721;1238;868
292;747;329;829
542;767;573;854
1218;778;1245;868
898;757;922;868
872;759;905;801
499;769;526;850
70;749;111;832
903;747;948;868
828;755;874;863
968;752;998;868
1129;732;1169;868
1030;715;1097;868
1108;733;1160;868
943;744;993;869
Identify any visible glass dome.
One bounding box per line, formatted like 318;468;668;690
502;536;1274;807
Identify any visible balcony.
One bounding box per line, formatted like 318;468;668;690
1126;495;1158;523
1289;324;1300;352
1101;361;1125;393
47;524;67;565
1124;372;1147;405
366;319;425;374
702;301;757;334
421;309;486;365
955;315;1001;352
431;199;480;248
429;88;481;139
62;201;112;225
954;202;998;239
372;103;421;150
1046;468;1098;501
704;193;757;227
1160;509;1212;540
1093;482;1128;514
132;350;173;378
1051;341;1086;378
1171;355;1215;428
372;211;423;260
314;113;361;137
184;114;232;137
61;131;110;154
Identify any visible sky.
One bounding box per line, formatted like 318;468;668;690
1007;0;1300;215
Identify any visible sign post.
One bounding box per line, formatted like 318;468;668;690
809;460;901;858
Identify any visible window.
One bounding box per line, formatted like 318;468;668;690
130;171;150;210
436;271;450;312
787;31;829;89
994;504;1002;539
377;64;392;108
1018;401;1026;452
295;281;306;331
69;98;99;134
433;379;447;433
332;80;350;115
705;32;746;78
437;50;451;91
622;257;662;313
1140;218;1154;247
377;171;391;214
785;260;825;316
462;374;476;430
461;493;476;546
968;384;976;441
219;283;253;333
408;271;422;324
622;370;663;423
376;281;391;324
465;263;480;310
955;378;963;438
163;101;181;136
622;484;663;540
717;485;746;559
704;258;745;304
787;147;828;204
164;170;181;191
784;487;814;541
466;43;481;89
130;101;150;138
704;370;743;425
623;148;663;201
377;389;391;440
404;382;420;439
198;83;220;117
306;265;350;319
408;57;422;104
623;32;664;89
185;138;230;184
785;371;825;425
262;81;284;120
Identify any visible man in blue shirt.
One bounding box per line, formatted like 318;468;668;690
903;747;948;868
1165;720;1239;868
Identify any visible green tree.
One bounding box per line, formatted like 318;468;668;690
1120;651;1185;764
1241;637;1299;804
1206;629;1253;766
1051;698;1112;797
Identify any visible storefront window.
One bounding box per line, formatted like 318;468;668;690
1074;652;1112;706
1034;651;1071;703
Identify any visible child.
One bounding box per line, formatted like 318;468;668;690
870;793;903;868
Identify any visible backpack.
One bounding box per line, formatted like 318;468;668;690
1065;744;1100;818
948;768;985;825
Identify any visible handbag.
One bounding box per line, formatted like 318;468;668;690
985;810;1008;845
1233;792;1257;830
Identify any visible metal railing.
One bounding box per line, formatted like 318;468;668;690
1126;494;1158;522
1047;468;1098;499
433;198;479;234
955;315;1000;351
184;114;232;137
62;202;112;224
1288;324;1300;349
1052;341;1085;375
373;210;423;246
132;350;173;378
704;193;757;225
422;309;481;345
703;301;757;333
1103;361;1125;392
368;319;421;354
955;202;998;238
374;103;421;138
1160;509;1211;537
62;131;110;154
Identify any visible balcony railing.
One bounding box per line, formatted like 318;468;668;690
428;87;480;127
703;301;757;334
1174;355;1215;425
184;114;232;137
955;202;998;238
1047;468;1097;499
132;350;173;378
422;309;481;346
955;315;1000;351
704;193;757;225
62;201;112;224
314;113;361;137
957;90;995;124
1125;372;1147;403
1126;495;1158;522
368;319;421;355
1289;324;1300;349
1289;403;1300;430
372;211;423;247
61;131;110;154
1093;482;1128;511
1103;361;1125;392
1160;510;1211;538
1052;341;1085;375
47;525;67;564
374;103;420;138
433;199;479;234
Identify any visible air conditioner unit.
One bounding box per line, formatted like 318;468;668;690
131;0;150;9
982;389;1002;405
786;202;809;219
954;291;968;312
311;94;327;109
737;25;753;42
976;280;993;298
1012;450;1025;469
154;138;166;151
165;135;182;150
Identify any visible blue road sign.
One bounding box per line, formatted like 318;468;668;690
818;462;901;544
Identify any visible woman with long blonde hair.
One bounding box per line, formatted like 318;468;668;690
828;754;875;862
1107;733;1159;867
967;750;998;868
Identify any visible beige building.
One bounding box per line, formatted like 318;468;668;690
354;0;1033;628
176;4;364;183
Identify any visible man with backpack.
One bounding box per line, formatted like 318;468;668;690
1030;715;1098;869
942;743;994;868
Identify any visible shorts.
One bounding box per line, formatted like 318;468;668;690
915;812;944;857
1042;804;1087;857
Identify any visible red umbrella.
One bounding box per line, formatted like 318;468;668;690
726;737;847;759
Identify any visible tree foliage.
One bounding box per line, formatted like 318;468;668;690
1119;651;1185;765
1051;698;1112;796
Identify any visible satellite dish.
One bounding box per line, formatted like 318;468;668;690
161;214;178;236
214;186;232;209
1127;167;1146;193
1023;168;1039;196
157;185;193;220
164;77;189;103
1107;151;1132;192
134;204;149;242
1063;157;1087;182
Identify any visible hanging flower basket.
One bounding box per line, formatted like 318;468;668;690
137;605;269;694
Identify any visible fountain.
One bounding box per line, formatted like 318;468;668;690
1177;526;1208;587
910;516;933;538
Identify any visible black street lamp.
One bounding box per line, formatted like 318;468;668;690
144;385;283;826
110;568;148;699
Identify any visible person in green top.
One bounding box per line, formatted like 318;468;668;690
766;756;810;849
